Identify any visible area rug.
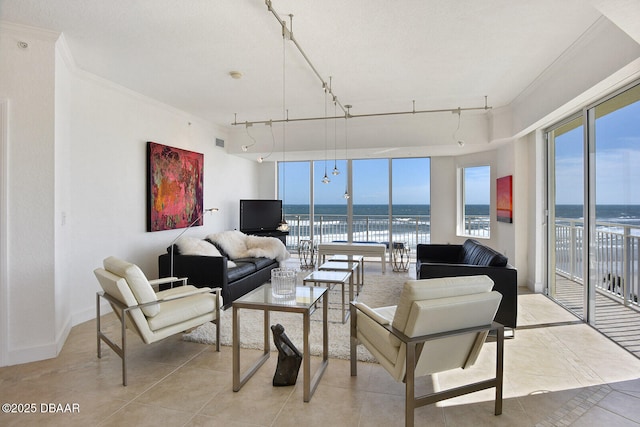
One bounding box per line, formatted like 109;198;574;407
183;271;406;362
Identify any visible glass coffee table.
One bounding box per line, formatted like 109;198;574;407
232;284;328;402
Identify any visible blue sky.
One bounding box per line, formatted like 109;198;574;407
555;98;640;205
280;95;639;207
280;158;432;205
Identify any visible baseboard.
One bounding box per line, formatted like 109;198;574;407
6;311;72;366
71;302;109;327
8;340;59;366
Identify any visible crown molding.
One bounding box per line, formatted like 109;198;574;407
0;20;60;41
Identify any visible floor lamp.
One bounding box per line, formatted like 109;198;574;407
169;207;218;278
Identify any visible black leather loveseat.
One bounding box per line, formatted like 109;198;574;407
416;239;517;329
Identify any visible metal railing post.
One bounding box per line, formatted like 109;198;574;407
624;226;630;306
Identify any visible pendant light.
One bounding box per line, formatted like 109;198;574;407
322;82;331;184
332;106;340;175
277;16;290;232
331;77;340;176
343;105;351;199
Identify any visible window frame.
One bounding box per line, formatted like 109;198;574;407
457;164;491;239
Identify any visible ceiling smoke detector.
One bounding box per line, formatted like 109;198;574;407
229;71;243;79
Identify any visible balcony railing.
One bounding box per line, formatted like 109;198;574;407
555;218;640;308
283;214;431;253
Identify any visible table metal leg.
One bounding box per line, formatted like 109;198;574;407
233;308;270;393
305;290;329;402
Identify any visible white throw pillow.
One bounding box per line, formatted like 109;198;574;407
176;237;222;257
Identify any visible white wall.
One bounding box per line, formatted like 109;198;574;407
0;23;59;364
55;36;73;353
65;62;259;326
0;24;261;365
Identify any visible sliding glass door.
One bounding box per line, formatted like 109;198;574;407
547;116;585;317
547;81;640;323
591;84;640;317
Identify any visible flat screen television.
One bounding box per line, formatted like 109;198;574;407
240;199;282;232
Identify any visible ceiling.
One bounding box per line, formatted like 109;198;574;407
1;0;606;160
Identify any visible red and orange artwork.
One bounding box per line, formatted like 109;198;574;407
147;142;203;231
497;175;513;224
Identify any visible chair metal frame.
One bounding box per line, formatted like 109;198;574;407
96;278;221;386
350;302;504;427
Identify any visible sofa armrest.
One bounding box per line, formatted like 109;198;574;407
416;244;462;263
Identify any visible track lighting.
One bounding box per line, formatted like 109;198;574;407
453;108;465;148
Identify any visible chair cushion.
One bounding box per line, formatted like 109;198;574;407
392;276;494;334
356;307;400;364
103;256;160;317
227;261;258;282
234;257;277;270
147;293;218;331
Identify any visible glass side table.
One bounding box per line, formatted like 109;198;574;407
232;284;328;402
391;242;410;272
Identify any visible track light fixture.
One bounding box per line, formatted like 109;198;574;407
257;121;276;162
242;121;256;152
233;3;492;150
453;108;465;148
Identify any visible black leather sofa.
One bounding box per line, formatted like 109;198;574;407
158;249;278;308
415;239;517;329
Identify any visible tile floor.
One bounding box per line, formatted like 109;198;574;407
1;263;640;426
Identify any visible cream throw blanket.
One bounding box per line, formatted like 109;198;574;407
207;230;290;262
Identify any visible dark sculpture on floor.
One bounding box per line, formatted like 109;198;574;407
271;323;303;386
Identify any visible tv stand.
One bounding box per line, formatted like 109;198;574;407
243;229;289;245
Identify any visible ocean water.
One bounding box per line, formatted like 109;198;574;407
285;204;640;223
283;204;640;242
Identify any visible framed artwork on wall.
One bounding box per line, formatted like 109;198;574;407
496;175;513;223
147;141;204;232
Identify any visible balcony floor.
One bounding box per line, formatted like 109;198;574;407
554;274;640;359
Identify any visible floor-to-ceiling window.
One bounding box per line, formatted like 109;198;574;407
547;82;640;328
458;165;491;238
278;157;430;250
313;159;347;244
352;159;389;244
279;161;310;248
392;158;430;247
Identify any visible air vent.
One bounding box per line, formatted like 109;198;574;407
215;138;224;148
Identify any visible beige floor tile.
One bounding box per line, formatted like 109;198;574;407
2;266;640;426
100;402;193;426
596;390;640;423
571;405;639;427
134;365;230;412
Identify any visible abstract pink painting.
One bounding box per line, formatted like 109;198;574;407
147;141;203;231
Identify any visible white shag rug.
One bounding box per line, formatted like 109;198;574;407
183;271;406;362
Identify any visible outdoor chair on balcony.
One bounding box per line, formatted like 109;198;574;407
350;275;504;427
94;256;221;386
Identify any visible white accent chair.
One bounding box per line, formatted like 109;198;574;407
350;275;504;426
94;256;221;386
